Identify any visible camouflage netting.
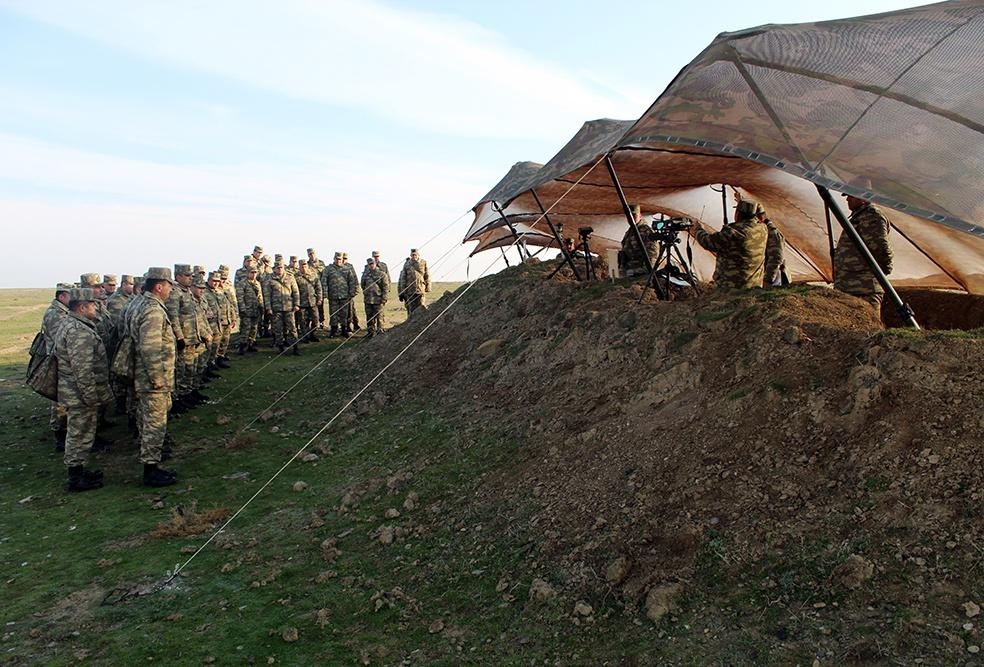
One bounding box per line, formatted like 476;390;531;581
466;1;984;293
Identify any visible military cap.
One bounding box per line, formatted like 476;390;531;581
56;282;75;293
289;255;297;262
191;275;207;288
253;245;263;253
244;258;257;267
366;257;375;264
69;287;98;302
103;274;118;285
342;252;348;260
371;250;380;257
207;271;221;281
80;272;101;286
735;199;757;218
146;267;175;283
410;248;419;254
274;253;283;260
262;255;271;264
120;274;134;285
333;252;343;260
298;258;307;265
306;247;315;254
174;263;193;276
193;265;205;275
248;266;258;274
218;264;230;272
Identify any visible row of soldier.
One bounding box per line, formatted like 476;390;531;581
40;246;433;492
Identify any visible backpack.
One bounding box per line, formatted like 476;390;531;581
25;331;58;401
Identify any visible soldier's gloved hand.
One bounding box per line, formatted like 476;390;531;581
176;339;186;351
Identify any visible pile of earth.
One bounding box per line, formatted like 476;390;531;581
332;261;984;661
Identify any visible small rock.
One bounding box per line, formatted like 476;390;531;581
215;415;231;426
384;508;401;519
403;492;419;511
573;600;593;617
645;582;683;623
301;453;319;463
378;526;395;545
495;578;510;593
477;339;505;358
605;556;632;586
428;619;445;634
781;326;805;345
528;578;556;602
965;601;981;618
292;481;308;492
833;554;874;590
282;627;299;643
970;645;981;654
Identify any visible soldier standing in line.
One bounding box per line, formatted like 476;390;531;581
43;283;74;452
834;191;894;315
691;199;768;289
754;204;788;288
189;275;215;398
295;259;322;342
202;273;225;379
307;248;327;327
323;252;357;338
258;255;274;338
128;268;178;487
213;268;236;368
79;273;109;344
370;251;389;329
398;248;430;316
251;245;264;266
236;266;264;354
166;264;202;413
342;252;361;332
55;287;112;492
361;257;390;337
234;256;255;286
263;260;301;355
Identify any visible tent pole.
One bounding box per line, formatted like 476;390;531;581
604;154;657;281
823;201;835;281
499;247;511;267
492;202;530;261
531;189;582;281
816;185;919;329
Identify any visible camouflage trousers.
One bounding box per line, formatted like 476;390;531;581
271;311;298;348
364;303;384;333
49;400;67;432
64;404;98;467
297;306;319;339
217;323;232;357
175;345;195;396
404;293;423;316
239;312;259;345
328;299;350;332
137;392;171;464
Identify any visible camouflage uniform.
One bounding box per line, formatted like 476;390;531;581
763;220;787;287
43;293;71;436
361;263;390;336
695;205;768;289
322;259;357;336
166;269;208;398
191;286;213;389
295;264;323;339
55;309;112;467
202;284;223;370
236;272;264;351
211;275;236;362
129;291;176;465
307;250;327;325
833;202;894;309
620;223;658;277
263;269;300;350
398;255;430;315
372;255;389;329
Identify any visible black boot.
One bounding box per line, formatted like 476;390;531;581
90;434;113;452
247;342;257;353
216;357;231;369
143;463;177;487
54;428;67;452
342;328;351;338
292;345;301;356
236;343;246;356
68;465;103;492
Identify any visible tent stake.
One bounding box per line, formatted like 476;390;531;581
532;189;583;281
816;185;919;329
604;155;661;295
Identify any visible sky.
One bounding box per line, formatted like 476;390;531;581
0;0;925;288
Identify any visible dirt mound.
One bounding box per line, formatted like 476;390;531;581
341;262;984;660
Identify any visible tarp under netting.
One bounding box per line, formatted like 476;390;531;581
465;1;984;293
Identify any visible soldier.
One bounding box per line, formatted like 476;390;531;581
307;248;327;326
213;268;236;368
128;268;178;487
79;273;110;345
323;252;357;337
55;288;112;491
201;273;224;378
189;275;215;396
44;283;74;451
369;251;389;329
754;204;788;288
251;245;264;266
398;248;430;316
234;256;255;286
258;255;274;338
692;199;768;289
106;275;136;413
340;253;361;331
834;192;894;313
295;259;323;341
263;261;301;354
620;204;658;277
166;264;207;413
107;275;135;319
361;257;390;337
236;266;264;354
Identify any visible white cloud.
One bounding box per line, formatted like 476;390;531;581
2;0;643;140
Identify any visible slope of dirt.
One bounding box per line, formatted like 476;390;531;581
336;262;984;662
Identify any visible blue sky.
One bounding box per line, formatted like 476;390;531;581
0;0;923;287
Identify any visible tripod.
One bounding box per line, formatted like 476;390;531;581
577;230;595;280
638;232;698;303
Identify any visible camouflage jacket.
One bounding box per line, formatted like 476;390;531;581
234;266;250;286
202;290;222;336
106;290;133;321
128;293;175;394
295;267;323;307
322;263;357;300
834;204;894;297
166;283;202;345
620;223;659;271
695;218;768;289
220;281;238;318
55;312;112;409
236;278;264;317
208;286;234;326
307;258;326;279
397;259;429;297
763;220;786;287
42;299;70;349
361;266;390;305
263;274;300;312
192;293;213;342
